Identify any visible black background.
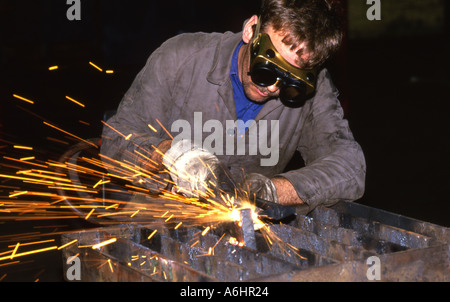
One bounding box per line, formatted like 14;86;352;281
0;0;449;282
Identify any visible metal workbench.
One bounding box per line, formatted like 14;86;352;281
61;200;449;282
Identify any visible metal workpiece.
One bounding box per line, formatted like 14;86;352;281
237;208;257;250
61;200;449;282
253;197;297;222
61;224;298;282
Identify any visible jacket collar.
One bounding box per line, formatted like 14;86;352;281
207;31;242;85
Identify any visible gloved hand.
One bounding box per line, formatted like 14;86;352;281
162;139;220;199
241;173;279;204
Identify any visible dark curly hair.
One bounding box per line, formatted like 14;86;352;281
259;0;344;69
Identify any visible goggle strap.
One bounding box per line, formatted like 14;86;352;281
255;16;262;37
252;16;262;48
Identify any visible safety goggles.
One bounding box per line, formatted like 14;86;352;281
248;20;317;106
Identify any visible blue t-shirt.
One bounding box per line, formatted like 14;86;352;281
230;41;263;136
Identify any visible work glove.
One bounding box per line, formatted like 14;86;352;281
241;173;279;204
162;139;220;199
241;173;298;223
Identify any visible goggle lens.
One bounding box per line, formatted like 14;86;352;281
249;63;309;106
280;84;306;106
249;66;278;87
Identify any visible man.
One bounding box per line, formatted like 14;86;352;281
100;0;366;214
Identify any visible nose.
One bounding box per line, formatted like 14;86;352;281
266;84;280;93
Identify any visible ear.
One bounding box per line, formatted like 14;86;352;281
242;15;259;44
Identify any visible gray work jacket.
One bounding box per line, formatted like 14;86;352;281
100;31;366;213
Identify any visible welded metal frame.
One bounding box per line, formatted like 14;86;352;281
61;200;449;282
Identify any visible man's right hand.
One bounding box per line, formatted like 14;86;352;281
162;139;220;198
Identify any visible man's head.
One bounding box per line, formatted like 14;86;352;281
239;0;343;104
259;0;344;69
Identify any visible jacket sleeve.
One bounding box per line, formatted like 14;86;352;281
277;70;366;210
100;40;179;174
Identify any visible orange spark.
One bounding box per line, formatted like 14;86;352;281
66;253;79;263
0;263;18;270
212;233;226;250
147;229;157;240
155;119;173;140
10;243;20;259
65;96;86;108
12;94;34;104
101;120;127;139
78;120;90;126
93;179;110;189
57;239;78;250
19;156;35;161
201;226;210;236
0;246;58;261
8;191;28;198
124;184;150;193
105;203;118;210
43;121;97;148
92;238;117;250
13;145;33;150
107;259;114;273
0;173;53;185
18;170;70;183
3;156;48;168
89;61;103;72
85;208;95;220
229;237;238;245
8;239;54;248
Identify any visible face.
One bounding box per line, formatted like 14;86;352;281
239;21;309;103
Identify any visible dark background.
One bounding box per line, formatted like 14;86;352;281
0;0;449;281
